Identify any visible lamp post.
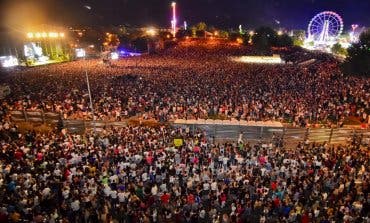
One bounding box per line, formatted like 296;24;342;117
84;56;96;133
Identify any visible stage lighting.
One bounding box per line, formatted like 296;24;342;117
0;56;19;68
111;52;119;60
76;48;86;58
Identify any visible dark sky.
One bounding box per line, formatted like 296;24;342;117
1;0;370;31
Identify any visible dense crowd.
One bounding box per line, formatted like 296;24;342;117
0;41;370;223
0;41;369;126
0;115;369;222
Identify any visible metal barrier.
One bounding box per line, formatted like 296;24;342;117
63;120;127;133
10;110;60;124
9;110;370;145
172;122;370;145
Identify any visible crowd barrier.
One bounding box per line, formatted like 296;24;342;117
9;111;370;145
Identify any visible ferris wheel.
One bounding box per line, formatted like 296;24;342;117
307;11;344;44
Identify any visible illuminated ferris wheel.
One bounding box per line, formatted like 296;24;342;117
307;11;344;44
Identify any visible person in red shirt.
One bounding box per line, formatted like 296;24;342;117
161;192;171;204
14;150;23;160
187;193;195;205
301;211;310;223
146;153;153;165
220;193;227;207
271;181;277;191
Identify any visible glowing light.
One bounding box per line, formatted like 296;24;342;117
146;28;157;36
277;30;283;36
236;38;243;44
249;31;254;36
171;2;177;36
214;31;219;36
75;48;86;58
0;56;19;68
38;56;49;62
111;52;119;60
89;45;95;48
26;32;65;39
233;55;283;64
48;32;58;38
307;11;343;46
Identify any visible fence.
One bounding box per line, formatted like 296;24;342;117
62;119;127;133
10;110;61;124
9;110;370;145
172;122;370;146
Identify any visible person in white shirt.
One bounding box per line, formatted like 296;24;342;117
211;180;217;192
118;191;125;203
71;199;80;211
103;185;112;197
142;172;148;182
203;181;210;191
42;187;51;198
110;190;117;199
151;184;158;196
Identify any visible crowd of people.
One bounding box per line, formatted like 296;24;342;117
0;41;369;127
0;112;369;222
0;40;370;222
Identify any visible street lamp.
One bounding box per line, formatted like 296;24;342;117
84;55;96;133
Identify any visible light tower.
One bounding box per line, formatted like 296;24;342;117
350;24;359;43
171;2;177;37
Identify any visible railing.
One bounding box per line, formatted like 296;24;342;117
10;110;60;124
9;111;370;145
62;119;127;133
172;121;370;146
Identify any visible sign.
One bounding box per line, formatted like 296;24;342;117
174;138;183;147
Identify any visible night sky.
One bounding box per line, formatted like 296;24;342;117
1;0;369;31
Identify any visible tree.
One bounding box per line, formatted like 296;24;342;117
196;22;207;31
331;43;347;56
276;34;293;47
159;31;173;40
229;32;242;41
218;30;229;39
251;27;278;55
131;37;148;52
292;30;305;46
195;30;205;38
341;29;370;77
176;29;192;39
293;38;304;47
